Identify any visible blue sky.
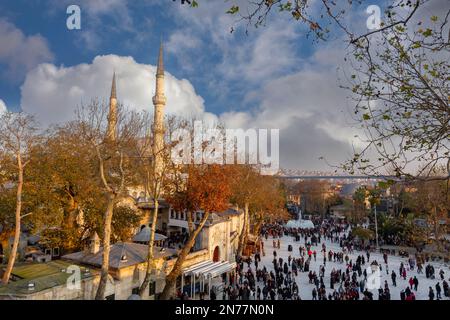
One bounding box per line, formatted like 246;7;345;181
1;0;439;171
0;0;346;113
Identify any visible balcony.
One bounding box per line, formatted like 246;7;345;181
168;210;189;229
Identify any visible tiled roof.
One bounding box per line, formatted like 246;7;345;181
62;242;177;269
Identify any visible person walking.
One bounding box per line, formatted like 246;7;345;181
436;283;442;300
413;276;419;291
391;271;397;287
428;287;435;301
443;280;449;297
312;288;317;300
408;277;414;290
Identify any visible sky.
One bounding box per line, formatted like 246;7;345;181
0;0;446;171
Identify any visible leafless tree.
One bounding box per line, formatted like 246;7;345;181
76;100;141;300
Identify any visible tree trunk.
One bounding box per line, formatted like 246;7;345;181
159;212;210;300
138;198;159;297
2;155;24;285
94;194;115;300
254;215;263;236
236;202;249;258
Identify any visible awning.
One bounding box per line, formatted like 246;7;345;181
207;262;236;278
183;260;236;279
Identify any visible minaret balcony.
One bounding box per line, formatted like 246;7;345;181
153;95;166;105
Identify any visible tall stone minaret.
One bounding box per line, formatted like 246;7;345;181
152;43;166;175
106;72;118;142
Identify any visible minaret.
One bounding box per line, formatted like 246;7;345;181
152;42;166;175
106;72;118;142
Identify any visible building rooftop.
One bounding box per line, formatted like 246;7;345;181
0;260;96;296
62;242;177;269
132;227;167;243
191;208;243;228
215;208;242;217
136;198;170;209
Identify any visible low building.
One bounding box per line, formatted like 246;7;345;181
194;208;243;262
0;240;209;300
0;260;98;300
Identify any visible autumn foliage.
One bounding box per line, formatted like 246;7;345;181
167;164;234;214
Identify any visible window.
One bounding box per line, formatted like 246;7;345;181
53;247;60;257
132;287;139;295
149;281;156;296
105;294;115;300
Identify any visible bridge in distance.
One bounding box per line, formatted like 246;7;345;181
276;175;397;180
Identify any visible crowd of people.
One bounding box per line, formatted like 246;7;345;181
218;218;449;301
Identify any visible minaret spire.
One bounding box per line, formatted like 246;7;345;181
152;41;166;176
153;41;166;117
110;71;117;99
157;41;164;77
106;71;118;142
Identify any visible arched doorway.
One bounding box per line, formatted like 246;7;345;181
213;246;220;262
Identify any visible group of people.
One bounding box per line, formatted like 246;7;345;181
178;216;448;301
222;218;449;301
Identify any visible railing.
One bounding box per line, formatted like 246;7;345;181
168;218;188;229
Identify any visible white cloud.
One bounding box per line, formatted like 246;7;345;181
0;19;54;82
217;41;364;170
217;69;357;170
158;1;363;170
0;99;7;114
167;31;201;53
20;55;217;126
167;1;301;84
166;31;202;71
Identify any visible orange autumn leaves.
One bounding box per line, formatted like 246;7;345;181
167;164;234;214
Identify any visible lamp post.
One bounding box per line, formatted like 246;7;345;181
368;188;380;250
374;204;379;249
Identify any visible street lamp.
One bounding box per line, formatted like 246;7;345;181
368;188;380;250
373;204;379;249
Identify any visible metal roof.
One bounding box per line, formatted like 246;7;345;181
62;242;176;269
183;260;236;278
132;227;167;243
